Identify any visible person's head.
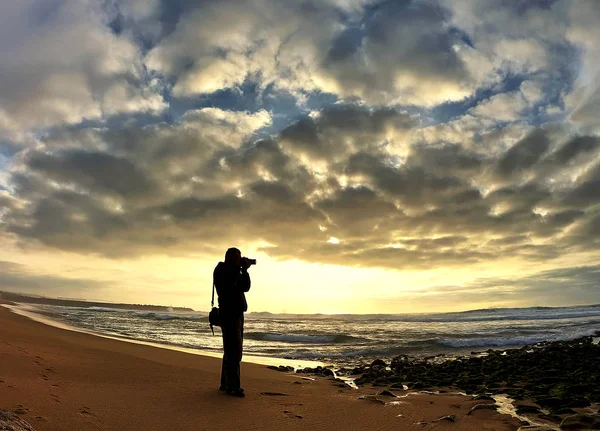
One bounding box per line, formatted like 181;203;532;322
224;247;242;265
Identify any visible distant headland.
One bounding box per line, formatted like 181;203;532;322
0;291;194;312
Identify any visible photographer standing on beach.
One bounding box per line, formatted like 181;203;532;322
213;247;253;397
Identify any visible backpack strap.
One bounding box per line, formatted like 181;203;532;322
211;280;215;308
210;274;216;335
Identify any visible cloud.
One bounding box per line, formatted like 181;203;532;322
25;150;159;200
424;264;600;308
0;0;165;136
495;129;551;179
471;92;528;123
0;260;109;294
2;95;599;271
564;0;600;132
144;0;487;106
0;0;599;286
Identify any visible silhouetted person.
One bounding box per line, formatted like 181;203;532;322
214;247;251;397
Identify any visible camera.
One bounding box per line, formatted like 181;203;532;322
241;257;256;267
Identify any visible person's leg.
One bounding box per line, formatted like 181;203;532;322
236;314;244;386
223;318;242;392
220;356;227;390
220;325;229;390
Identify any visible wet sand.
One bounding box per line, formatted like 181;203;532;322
0;305;523;430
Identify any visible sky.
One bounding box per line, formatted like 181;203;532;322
1;0;600;314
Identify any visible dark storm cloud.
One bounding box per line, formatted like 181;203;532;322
321;0;471;104
6;189;130;254
407;143;484;175
562;164;600;207
280;105;417;161
486;183;551;211
545;135;600;165
3;104;599;271
157;195;245;222
496;129;551;179
25;150;158;200
344;151;481;209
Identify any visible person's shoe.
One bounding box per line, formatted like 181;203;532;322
218;385;227;391
227;388;245;397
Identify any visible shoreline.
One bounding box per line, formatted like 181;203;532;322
2;303;324;371
0;303;525;430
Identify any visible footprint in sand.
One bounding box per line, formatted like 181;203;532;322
281;401;303;407
78;407;106;430
79;407;92;416
283;410;303;419
14;405;30;415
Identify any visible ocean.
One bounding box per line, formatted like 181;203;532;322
14;303;600;366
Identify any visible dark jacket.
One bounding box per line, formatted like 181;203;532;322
214;261;251;316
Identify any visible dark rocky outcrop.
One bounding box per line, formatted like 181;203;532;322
345;336;600;417
559;413;600;430
467;403;498;415
0;410;35;431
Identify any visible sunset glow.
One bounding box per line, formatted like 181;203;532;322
1;0;599;313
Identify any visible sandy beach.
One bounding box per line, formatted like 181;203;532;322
0;304;527;431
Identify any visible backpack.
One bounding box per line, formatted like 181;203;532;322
209;279;221;335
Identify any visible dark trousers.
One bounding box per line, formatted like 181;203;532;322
220;314;244;391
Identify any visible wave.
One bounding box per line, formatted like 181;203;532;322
438;328;600;349
135;311;206;321
86;306;124;313
245;332;362;344
247;305;600;323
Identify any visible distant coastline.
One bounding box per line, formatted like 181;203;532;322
0;290;194;312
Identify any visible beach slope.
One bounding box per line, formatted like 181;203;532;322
0;306;522;430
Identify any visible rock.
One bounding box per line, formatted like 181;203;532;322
515;404;543;414
390;382;406;389
473;394;495;401
432;415;456;422
269;365;294;372
321;368;334;377
467;403;498;415
536;397;564;409
0;410;35;431
538;414;563;423
358;395;386;405
553;408;577;416
350;336;600;409
517;427;556;431
378;390;396;397
560;413;600;429
371;359;386;368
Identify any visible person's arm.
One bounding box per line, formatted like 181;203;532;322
237;269;251;292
